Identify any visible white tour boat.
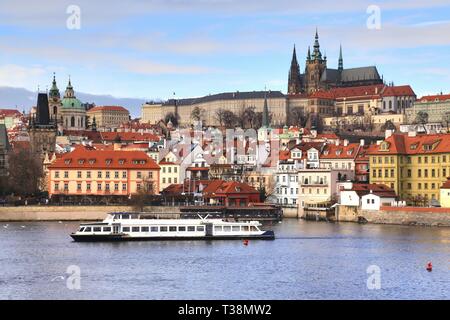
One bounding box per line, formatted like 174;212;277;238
70;212;275;242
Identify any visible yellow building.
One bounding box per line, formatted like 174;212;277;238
158;151;181;192
87;106;130;129
141;102;163;124
367;132;450;204
47;146;160;198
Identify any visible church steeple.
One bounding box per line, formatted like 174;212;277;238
306;46;311;62
288;45;302;95
64;76;75;98
338;44;344;71
49;73;60;99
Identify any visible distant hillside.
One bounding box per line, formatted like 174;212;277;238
0;86;149;118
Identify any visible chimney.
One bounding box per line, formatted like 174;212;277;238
385;129;393;139
343;139;349;147
335;139;340;146
360;139;365;146
408;130;417;137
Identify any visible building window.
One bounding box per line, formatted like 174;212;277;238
86;183;91;191
105;184;110;191
122;183;127;191
137;172;142;179
77;171;82;179
114;183;119;191
77;183;81;191
55;171;59;178
122;171;127;178
64;171;68;178
137;183;141;191
115;171;119;179
64;183;68;191
87;171;91;179
106;171;110;179
97;183;102;191
54;183;59;191
98;171;102;178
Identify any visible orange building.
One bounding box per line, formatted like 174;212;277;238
47;146;160;198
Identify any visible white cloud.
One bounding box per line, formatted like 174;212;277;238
0;64;47;88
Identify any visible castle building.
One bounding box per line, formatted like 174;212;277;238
28;93;57;158
288;29;383;95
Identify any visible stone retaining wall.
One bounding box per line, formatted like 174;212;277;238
0;206;181;221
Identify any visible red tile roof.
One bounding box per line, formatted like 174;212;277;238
367;133;450;155
320;142;360;159
350;183;396;198
0;109;21;117
203;180;258;196
418;94;450;103
382;85;416;97
100;131;160;142
87;106;129;113
48;147;160;170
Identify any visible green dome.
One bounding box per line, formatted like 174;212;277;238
61;97;84;111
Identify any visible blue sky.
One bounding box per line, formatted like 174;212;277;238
1;0;450;103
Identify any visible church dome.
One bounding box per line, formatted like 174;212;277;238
60;78;85;111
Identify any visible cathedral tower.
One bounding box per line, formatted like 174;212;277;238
304;29;327;93
287;45;302;95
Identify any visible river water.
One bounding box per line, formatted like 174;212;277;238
0;219;448;300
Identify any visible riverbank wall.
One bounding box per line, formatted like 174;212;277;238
0;206;181;221
336;205;450;227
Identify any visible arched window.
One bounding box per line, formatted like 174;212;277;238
53;106;57;115
71;116;75;127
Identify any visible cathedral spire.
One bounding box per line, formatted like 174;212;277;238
64;76;75;98
313;28;322;61
307;46;311;62
288;45;302;95
338;44;343;71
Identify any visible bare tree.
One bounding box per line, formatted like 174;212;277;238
288;107;308;127
415;111;429;132
130;177;157;212
190;107;205;122
164;112;179;127
7;149;44;196
222;110;238;128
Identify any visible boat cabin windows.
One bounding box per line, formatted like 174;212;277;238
93;227;101;232
187;226;195;232
178;226;186;232
151;227;158;232
103;227;111;232
84;227;92;232
141;227;149;232
121;214;130;220
160;226;168;232
223;226;232;232
214;226;222;232
169;226;177;232
122;227;130;232
196;226;205;232
232;226;240;232
79;227;85;232
132;227;140;232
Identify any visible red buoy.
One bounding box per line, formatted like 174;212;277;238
426;262;432;272
243;239;249;246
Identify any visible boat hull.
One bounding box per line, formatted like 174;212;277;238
71;231;275;242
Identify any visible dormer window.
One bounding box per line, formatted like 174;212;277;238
78;159;85;164
323;150;329;155
347;149;354;155
118;159;125;165
336;150;342;155
105;159;112;165
64;159;71;164
410;143;418;150
89;159;96;164
423;144;433;151
380;142;390;151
